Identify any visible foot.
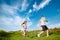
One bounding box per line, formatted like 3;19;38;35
47;35;49;37
37;34;40;37
23;34;25;37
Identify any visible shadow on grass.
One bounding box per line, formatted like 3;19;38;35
49;32;53;35
0;31;11;37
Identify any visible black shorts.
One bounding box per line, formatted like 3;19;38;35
41;25;48;31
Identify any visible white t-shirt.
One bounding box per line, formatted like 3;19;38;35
39;17;47;25
22;24;27;31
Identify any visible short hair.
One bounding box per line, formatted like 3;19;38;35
41;15;44;17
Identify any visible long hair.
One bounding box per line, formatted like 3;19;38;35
22;20;27;24
21;20;27;27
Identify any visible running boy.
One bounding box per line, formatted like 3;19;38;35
37;16;49;37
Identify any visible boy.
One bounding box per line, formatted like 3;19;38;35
21;20;27;37
37;16;49;37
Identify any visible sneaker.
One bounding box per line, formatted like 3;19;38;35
47;35;49;37
37;34;40;37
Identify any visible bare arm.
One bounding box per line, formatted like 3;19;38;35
45;20;48;22
38;21;41;26
21;23;24;27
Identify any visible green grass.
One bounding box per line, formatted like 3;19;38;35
0;28;60;40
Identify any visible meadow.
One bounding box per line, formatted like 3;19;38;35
0;28;60;40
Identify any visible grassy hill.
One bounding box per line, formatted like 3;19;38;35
0;28;60;40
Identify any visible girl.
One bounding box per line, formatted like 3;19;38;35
21;20;27;36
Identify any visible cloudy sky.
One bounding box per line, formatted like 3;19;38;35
0;0;60;31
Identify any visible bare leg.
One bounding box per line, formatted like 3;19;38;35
23;30;26;37
23;32;26;37
37;31;44;37
24;32;26;36
46;30;49;37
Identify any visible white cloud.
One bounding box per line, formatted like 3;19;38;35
33;2;38;10
1;0;29;14
1;4;18;16
24;16;33;27
33;0;51;10
0;2;32;31
48;23;60;29
28;9;32;13
0;15;32;31
27;22;32;27
21;0;29;11
0;16;23;31
25;13;33;27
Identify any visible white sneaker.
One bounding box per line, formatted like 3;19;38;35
37;34;40;37
47;35;49;37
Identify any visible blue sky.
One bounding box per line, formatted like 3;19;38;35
0;0;60;31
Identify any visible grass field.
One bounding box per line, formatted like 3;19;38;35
0;28;60;40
